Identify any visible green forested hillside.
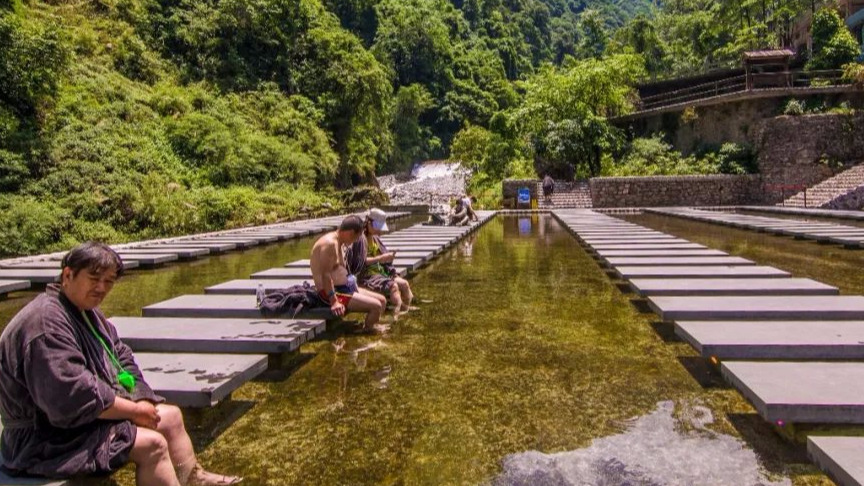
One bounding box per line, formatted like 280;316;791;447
0;0;859;256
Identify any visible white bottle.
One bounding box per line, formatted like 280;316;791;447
256;283;265;308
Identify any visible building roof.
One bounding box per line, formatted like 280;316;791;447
743;49;796;61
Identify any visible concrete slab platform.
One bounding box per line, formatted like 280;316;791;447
205;279;311;295
284;259;311;268
649;295;864;321
251;268;314;279
149;242;237;253
212;234;280;243
615;265;789;280
137;352;267;408
606;256;754;267
580;235;678;241
721;361;864;424
252;266;408;279
142;294;335;320
0;280;30;295
111;316;324;353
582;238;691;245
590;243;707;250
0;269;61;284
123;247;209;258
2;260;141;270
595;249;729;258
113;253;179;266
808;436;864;486
676;320;864;359
630;278;838;297
193;238;260;248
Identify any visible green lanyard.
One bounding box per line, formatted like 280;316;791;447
81;312;136;393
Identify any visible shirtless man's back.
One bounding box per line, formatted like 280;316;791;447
310;215;387;332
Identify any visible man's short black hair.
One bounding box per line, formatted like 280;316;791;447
339;215;364;233
60;242;125;278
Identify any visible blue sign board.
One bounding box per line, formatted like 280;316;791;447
517;187;530;205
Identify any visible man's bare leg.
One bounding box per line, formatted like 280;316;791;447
346;291;385;330
154;404;240;485
130;427;180;486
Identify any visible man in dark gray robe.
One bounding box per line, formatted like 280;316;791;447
0;242;240;485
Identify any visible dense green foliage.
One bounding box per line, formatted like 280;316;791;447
0;0;861;254
605;136;756;176
808;8;860;70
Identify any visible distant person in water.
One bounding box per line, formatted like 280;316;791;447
448;198;470;226
0;242;240;486
310;215;388;333
542;174;555;205
346;209;415;321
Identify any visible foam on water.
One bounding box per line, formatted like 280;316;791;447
493;401;790;486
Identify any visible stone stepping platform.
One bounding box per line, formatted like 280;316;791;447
142;294;334;320
579;235;679;241
112;253;179;266
205;279;311;295
721;361;864;424
589;243;707;251
581;238;689;245
648;208;864;249
649;295;864;321
137;352;267;408
144;242;237;253
380;236;456;243
630;278;838;297
614;265;789;280
112;316;324;354
252;266;408;280
0;280;30;296
605;257;753;267
1;260;140;270
744;205;864;222
595;249;729;258
808;436;864;486
121;247;209;259
192;238;262;247
676;320;864;359
0;269;62;284
381;243;445;251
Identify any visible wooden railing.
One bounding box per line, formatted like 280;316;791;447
637;70;848;111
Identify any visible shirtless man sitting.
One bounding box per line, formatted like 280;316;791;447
310;215;388;333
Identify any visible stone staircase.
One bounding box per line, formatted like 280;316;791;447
782;163;864;210
537;179;593;208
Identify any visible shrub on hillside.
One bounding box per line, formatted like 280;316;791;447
808;8;860;70
0;12;69;116
607;136;755;176
783;99;805;116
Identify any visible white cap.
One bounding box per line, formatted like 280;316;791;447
368;208;389;232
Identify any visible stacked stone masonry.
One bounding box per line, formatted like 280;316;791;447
589;175;763;208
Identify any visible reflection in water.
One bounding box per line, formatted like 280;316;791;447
493;401;790;486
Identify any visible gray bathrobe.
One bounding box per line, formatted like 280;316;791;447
0;284;163;478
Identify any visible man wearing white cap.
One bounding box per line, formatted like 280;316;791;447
346;208;415;320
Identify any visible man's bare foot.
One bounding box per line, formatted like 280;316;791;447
187;464;242;485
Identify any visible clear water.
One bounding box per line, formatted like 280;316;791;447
0;215;831;485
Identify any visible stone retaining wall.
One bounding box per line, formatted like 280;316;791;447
756;113;864;202
589;174;763;208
